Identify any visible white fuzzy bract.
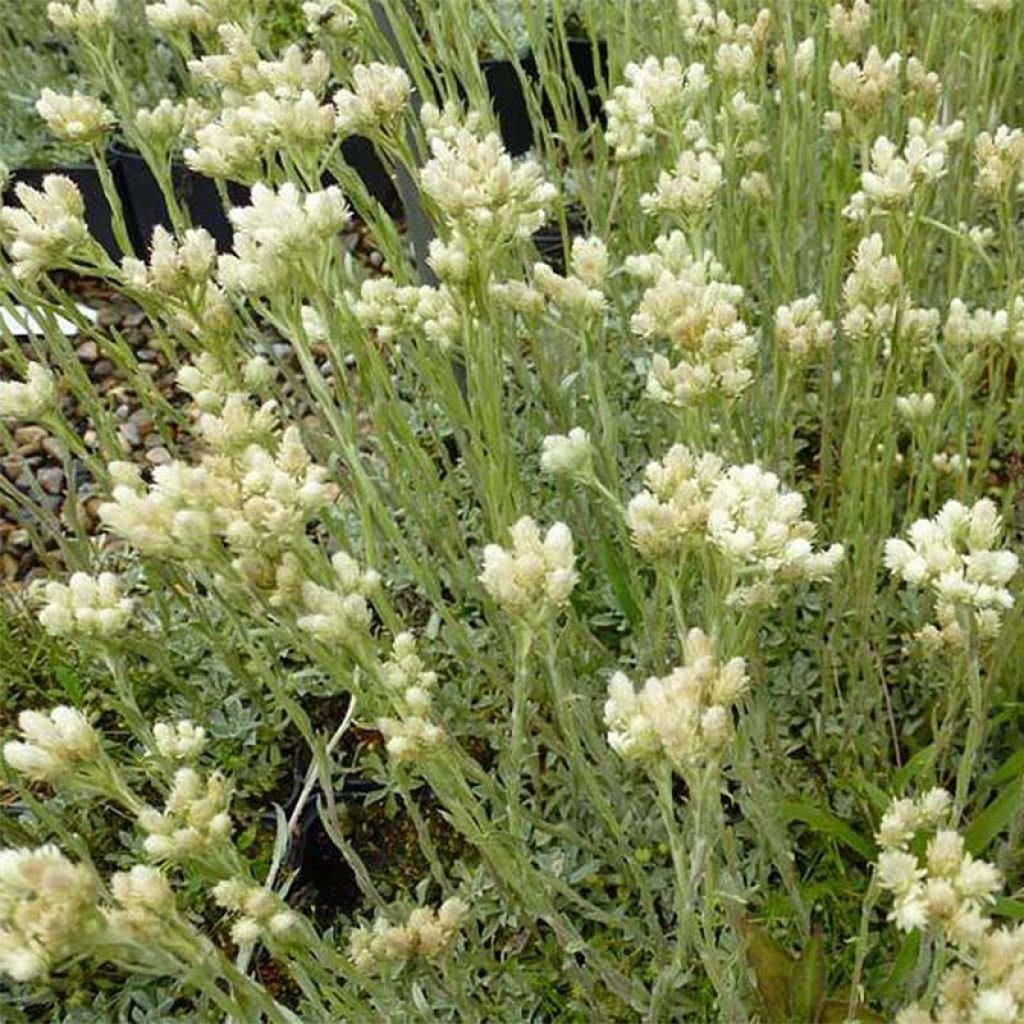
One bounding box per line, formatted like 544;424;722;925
296;552;380;646
36;89;114;144
605;629;748;771
0;362;57;420
137;767;232;861
3;706;99;783
0;176;91;280
885;499;1019;647
480;517;578;619
348;898;468;972
35;572;133;639
630;236;757;405
0;846;98;981
334;63;410;135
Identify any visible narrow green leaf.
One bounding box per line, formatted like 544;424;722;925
778;801;876;860
790;932;826;1023
965;782;1024;855
893;743;937;792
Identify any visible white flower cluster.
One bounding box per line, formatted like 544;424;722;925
296;551;380;647
604;57;709;160
641;148;724;218
828;0;872;47
829;47;901;128
876;791;1024;1024
419;126;557;250
377;633;444;763
137;767;232;861
36;89;114;145
677;1;771;49
895;392;937;425
628;445;844;601
0;846;98;981
352;277;461;349
479;517;578;620
334;62;410;135
840;233;902;342
540;427;593;478
515;235;608;318
0;362;57;420
122;225;217;294
884;499;1019;648
103;865;179;943
0;176;91;280
212;879;302;946
145;0;247;37
99;394;336;592
218;183;350;294
153;720;207;761
348;897;468;973
975;125;1024;199
629;236;757;404
303;0;357;37
182;31;333;179
844;119;963;220
3;706;99;784
944;296;1024;351
604;628;748;771
47;0;117;30
627;444;724;561
774;295;835;364
34;572;133;639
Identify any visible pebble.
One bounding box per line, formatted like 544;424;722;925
13;425;46;455
145;446;172;466
37;467;65;495
93;360;115;378
76;341;99;363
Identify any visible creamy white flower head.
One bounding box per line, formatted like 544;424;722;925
895;392;937;424
213;879;303;946
605;629;748;771
420;128;556;246
3;706;99;783
153;720;207;760
35;572;133;639
975;125;1024;199
218;183;349;293
829;0;872;48
774;295;835;363
348;897;468;972
627;444;725;560
641;149;724;217
885;499;1018;644
532;262;605;315
0;362;57;420
138;767;232;861
334;62;410;135
296;551;380;646
0;845;98;981
841;233;902;344
0;176;91;279
605;58;708;160
47;0;117;30
36;89;114;144
540;428;592;477
480;517;578;619
303;0;357;35
145;0;243;34
829;47;900;127
632;240;757;404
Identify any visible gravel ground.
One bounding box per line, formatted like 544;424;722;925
0;219;392;584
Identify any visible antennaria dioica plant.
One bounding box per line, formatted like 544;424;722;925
1;0;1024;1019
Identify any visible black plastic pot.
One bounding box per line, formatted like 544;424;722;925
113;148;247;254
532;203;588;274
481;56;540;157
565;37;609;126
6;163;121;260
339;135;401;213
